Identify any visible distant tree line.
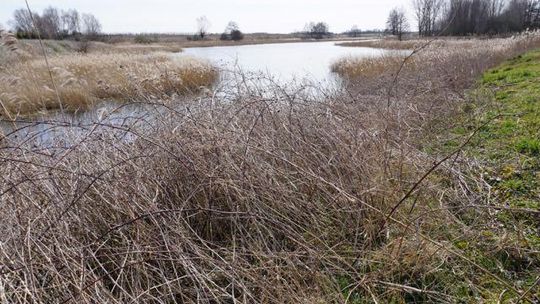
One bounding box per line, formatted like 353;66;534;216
9;6;102;40
413;0;540;36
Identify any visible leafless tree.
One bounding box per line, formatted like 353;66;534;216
305;22;329;39
82;13;102;38
221;21;243;41
10;6;101;40
413;0;444;36
387;7;409;40
440;0;540;35
225;21;239;33
196;16;211;39
61;9;80;35
38;6;61;39
487;0;505;17
10;9;35;37
523;0;540;28
348;25;362;37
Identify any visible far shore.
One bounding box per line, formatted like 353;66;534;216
11;34;381;58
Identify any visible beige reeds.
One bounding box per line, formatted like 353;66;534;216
0;53;217;117
0;28;18;53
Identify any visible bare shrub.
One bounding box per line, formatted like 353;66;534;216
75;38;90;53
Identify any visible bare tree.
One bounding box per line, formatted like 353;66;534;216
196;16;211;39
305;22;329;39
524;0;540;28
413;0;444;36
10;6;101;40
10;9;35;38
61;9;80;35
82;13;102;39
487;0;505;17
220;21;244;41
387;7;409;40
348;25;361;37
38;6;61;39
225;21;239;33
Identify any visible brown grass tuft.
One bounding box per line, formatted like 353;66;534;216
331;53;413;78
0;53;217;117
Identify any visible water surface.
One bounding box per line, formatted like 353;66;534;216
180;40;391;85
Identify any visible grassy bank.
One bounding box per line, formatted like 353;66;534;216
447;49;540;301
0;35;539;303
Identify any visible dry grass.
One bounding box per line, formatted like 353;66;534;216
331;53;413;78
0;53;217;117
332;37;537;80
337;39;423;50
336;37;493;50
0;27;23;65
0;33;539;303
5;40;184;58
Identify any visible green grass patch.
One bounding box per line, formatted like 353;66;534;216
440;48;540;302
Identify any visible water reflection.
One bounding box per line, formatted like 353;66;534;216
180;40;390;85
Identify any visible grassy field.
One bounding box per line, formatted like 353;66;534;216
0;34;539;303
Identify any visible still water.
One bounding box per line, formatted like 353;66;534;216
180;40;391;85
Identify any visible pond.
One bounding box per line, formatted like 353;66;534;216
180;40;393;86
2;41;397;147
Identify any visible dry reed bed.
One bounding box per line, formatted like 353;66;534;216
0;53;217;117
333;37;537;82
0;34;539;303
336;38;488;50
337;39;425;50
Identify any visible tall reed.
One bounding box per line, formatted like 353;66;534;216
0;53;217;117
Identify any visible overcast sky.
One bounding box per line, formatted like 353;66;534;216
0;0;416;34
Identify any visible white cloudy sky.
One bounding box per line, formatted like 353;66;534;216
0;0;415;34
